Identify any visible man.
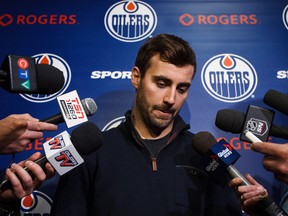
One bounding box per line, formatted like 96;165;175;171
51;34;242;215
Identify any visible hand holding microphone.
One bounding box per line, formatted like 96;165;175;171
216;107;288;184
191;131;288;216
0;152;55;200
0;121;103;191
0;121;103;215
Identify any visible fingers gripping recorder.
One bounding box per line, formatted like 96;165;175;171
0;122;103;190
192;132;288;216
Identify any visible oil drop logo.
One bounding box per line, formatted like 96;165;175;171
201;54;257;103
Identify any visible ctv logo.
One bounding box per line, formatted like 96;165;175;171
104;0;157;42
17;58;31;90
20;53;71;103
201;54;258;103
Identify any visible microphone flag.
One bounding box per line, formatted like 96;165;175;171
43;130;84;176
56;90;88;128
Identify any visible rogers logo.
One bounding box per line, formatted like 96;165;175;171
283;5;288;30
201;54;258;103
0;14;77;26
0;14;13;26
104;0;157;42
179;14;257;26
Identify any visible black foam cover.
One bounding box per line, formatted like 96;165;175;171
264;89;288;116
215;109;245;133
71;121;103;155
191;131;216;155
36;64;65;94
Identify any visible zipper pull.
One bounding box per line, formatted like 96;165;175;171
152;158;157;171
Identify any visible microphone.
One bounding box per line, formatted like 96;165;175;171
0;55;65;94
191;131;288;216
264;89;288;116
215;109;288;140
0;121;103;191
41;98;98;124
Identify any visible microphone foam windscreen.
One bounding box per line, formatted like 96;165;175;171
36;64;65;94
191;131;217;155
71;121;103;155
81;98;98;116
264;89;288;116
215;109;245;133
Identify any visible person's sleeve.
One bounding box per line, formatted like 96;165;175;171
50;152;97;216
205;173;243;216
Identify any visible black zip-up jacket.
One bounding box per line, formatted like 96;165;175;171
51;111;242;216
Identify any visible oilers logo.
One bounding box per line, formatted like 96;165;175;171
21;190;52;215
104;0;157;42
201;54;257;103
20;53;71;103
102;116;126;131
283;5;288;30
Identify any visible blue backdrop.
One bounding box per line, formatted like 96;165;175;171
0;0;287;214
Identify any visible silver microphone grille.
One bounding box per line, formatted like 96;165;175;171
81;98;98;116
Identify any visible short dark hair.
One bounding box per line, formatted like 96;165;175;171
135;34;197;79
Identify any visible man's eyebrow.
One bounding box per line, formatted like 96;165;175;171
153;75;191;87
178;82;191;88
153;75;171;83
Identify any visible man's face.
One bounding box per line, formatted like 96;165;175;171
133;54;194;131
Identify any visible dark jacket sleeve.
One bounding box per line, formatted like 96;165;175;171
50;151;98;216
205;173;242;216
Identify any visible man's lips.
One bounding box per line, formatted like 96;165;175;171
154;109;174;119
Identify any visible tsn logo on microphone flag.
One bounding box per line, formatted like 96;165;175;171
201;139;240;178
57;90;88;128
201;54;258;103
104;0;157;42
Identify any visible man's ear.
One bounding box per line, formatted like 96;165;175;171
131;66;141;89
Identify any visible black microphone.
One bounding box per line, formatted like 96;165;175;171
215;109;288;140
0;121;103;191
41;98;98;124
0;55;65;94
264;89;288;116
192;131;288;216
